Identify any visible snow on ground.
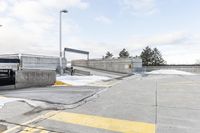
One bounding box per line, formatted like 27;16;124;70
57;75;110;86
0;96;45;109
67;62;71;67
146;69;196;75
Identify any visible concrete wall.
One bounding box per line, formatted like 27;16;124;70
21;55;66;70
0;54;66;71
0;63;18;70
0;69;56;90
72;58;142;74
15;69;56;88
144;65;200;74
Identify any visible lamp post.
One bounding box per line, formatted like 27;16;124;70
59;9;68;75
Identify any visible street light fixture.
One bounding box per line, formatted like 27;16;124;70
59;9;68;75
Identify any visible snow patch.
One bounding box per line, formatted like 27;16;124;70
57;75;110;86
0;97;45;109
146;69;195;75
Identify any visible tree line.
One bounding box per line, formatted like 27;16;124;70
103;46;166;66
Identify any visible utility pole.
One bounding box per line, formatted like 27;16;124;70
59;10;68;75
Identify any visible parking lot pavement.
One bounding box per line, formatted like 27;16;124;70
156;75;200;133
0;86;103;105
0;86;104;132
0;74;200;133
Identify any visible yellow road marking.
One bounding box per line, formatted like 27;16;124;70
49;112;155;133
20;126;48;133
40;129;49;133
20;126;39;133
35;126;49;133
54;81;72;86
3;111;56;133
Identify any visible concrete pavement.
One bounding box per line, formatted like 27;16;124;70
0;74;200;133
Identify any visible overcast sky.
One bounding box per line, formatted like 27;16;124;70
0;0;200;64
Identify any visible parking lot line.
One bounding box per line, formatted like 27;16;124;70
49;112;155;133
19;126;48;133
20;126;39;133
3;111;56;133
54;81;72;86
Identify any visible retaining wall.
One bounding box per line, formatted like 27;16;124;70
72;58;142;74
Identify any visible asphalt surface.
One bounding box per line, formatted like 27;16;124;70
0;74;200;133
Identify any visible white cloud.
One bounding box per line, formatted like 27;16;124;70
0;1;7;12
125;32;189;49
11;1;51;22
40;0;89;10
122;32;200;64
64;31;200;64
119;0;157;15
0;0;89;55
95;16;112;24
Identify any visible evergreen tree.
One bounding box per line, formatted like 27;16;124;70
119;48;129;58
152;48;165;65
140;46;154;66
105;51;113;59
140;46;166;66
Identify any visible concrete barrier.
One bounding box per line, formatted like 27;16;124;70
15;69;56;88
0;54;66;71
72;58;142;74
0;69;56;90
144;65;200;74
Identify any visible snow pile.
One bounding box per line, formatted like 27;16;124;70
67;62;71;67
57;75;110;86
146;69;195;75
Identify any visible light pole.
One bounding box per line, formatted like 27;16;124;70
59;9;68;75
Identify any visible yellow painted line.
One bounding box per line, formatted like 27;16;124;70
20;126;48;133
54;81;72;86
35;126;49;133
40;129;49;133
3;111;56;133
20;127;38;133
49;112;155;133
